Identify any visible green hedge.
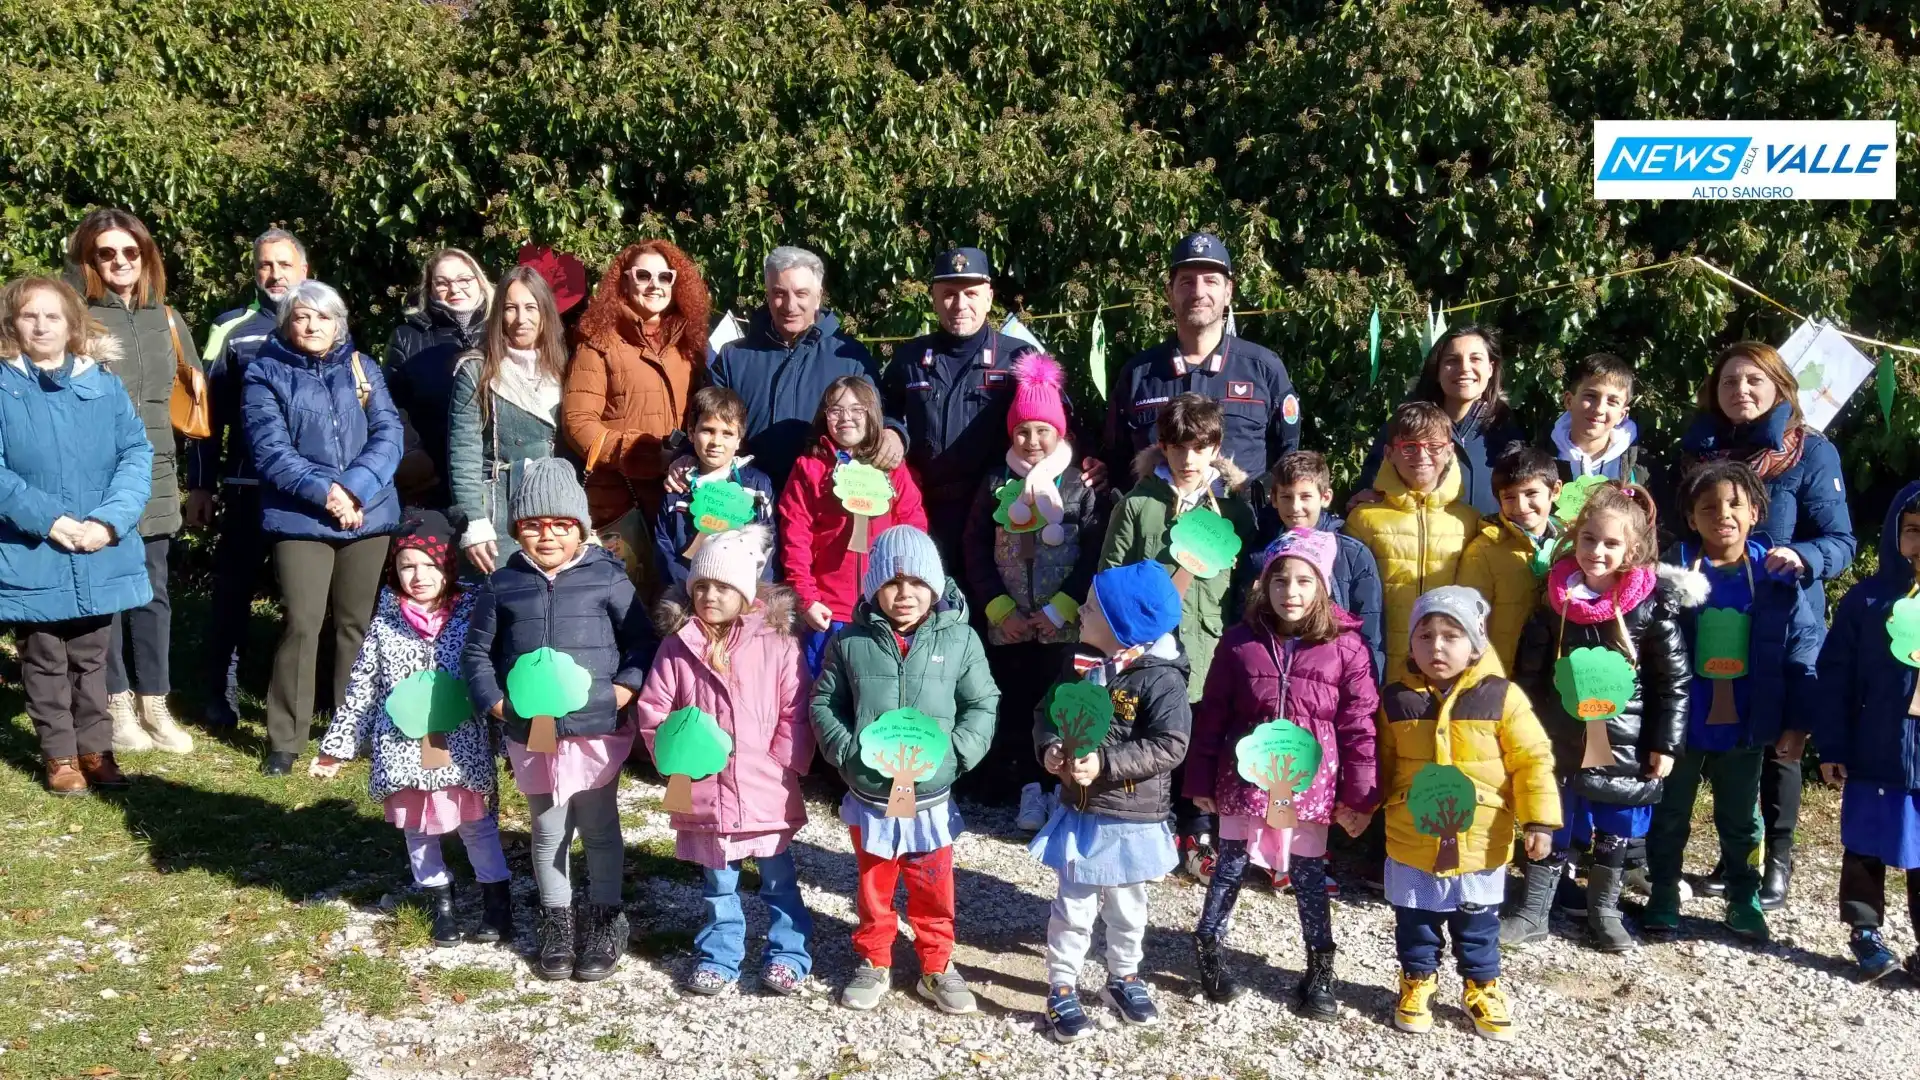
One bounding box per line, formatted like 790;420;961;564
3;0;1917;501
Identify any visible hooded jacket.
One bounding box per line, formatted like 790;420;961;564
1681;404;1855;592
241;332;403;541
1379;656;1561;877
86;293;201;536
563;309;704;526
1033;638;1193;822
1816;481;1920;790
635;585;812;837
1185;608;1380;823
1343;458;1481;680
1551;413;1648;485
1457;514;1557;672
1513;561;1691;807
384;303;485;510
809;579;999;812
0;347;155;623
709;307;881;494
1356;403;1527;518
777;439;928;623
1098;447;1257;701
962;455;1107;646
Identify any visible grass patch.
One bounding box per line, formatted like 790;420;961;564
479;990;553;1013
328;952;412;1017
427;964;514;998
593;1031;633;1053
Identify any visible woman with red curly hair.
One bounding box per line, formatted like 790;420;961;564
562;240;710;596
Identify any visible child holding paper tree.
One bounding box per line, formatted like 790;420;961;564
1380;587;1558;1042
654;387;776;592
1510;482;1691;951
313;511;511;948
1186;529;1379;1020
1643;461;1822;943
780;376;927;678
462;458;652;983
1029;561;1191;1041
635;525;814;996
809;526;998;1014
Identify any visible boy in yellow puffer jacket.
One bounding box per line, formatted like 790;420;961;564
1346;402;1482;679
1379;587;1559;1042
1457;444;1562;670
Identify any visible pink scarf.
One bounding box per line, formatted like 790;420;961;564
1544;559;1657;625
400;597;450;640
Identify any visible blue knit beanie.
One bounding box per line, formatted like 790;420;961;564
862;525;946;602
1091;561;1183;648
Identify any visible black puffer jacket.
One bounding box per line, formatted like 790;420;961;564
1513;562;1691;807
385;303;485;510
1033;644;1192;822
462;544;654;743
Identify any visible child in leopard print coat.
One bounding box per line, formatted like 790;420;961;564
313;511;514;946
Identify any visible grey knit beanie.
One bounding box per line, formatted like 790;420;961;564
862;525;946;603
509;457;591;529
1409;585;1491;656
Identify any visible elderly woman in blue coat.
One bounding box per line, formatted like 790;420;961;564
0;277;154;795
243;280;403;776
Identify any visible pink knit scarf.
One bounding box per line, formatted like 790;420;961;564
1544;559;1656;625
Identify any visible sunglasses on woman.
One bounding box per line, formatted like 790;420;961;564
627;267;676;287
94;245;140;264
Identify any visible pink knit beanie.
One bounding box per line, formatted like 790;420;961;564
1006;353;1069;436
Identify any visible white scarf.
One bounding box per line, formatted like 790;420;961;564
491;346;561;427
1156;461;1224;513
1003;439;1073;545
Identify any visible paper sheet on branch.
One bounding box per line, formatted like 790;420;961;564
707;312;744;363
1778;319;1876;433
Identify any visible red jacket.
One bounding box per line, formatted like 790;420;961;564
777;439;928;621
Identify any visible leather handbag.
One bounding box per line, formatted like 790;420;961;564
166;306;211;439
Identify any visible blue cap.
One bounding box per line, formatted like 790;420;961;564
863;525;947;603
1091;561;1184;649
931;247;992;283
1170;232;1232;276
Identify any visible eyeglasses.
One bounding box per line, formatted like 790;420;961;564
94;245;140;264
515;518;580;538
627;268;676;287
432;274;479;292
1392;440;1451;460
824;406;865;421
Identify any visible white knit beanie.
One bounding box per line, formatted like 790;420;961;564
689;524;770;602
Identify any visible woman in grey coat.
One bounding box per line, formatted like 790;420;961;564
446;265;575;573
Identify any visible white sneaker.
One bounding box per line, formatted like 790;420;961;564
109;692;152;752
1016;782;1049;833
137;695;194;754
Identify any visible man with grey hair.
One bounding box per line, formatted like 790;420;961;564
699;245;904;492
187;226;309;729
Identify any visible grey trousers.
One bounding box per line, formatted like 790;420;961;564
22;616;114;758
266;536;390;754
525;784;624;907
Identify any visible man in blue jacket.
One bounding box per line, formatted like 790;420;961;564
186;228;308;730
1103;233;1301;483
702;246;904;494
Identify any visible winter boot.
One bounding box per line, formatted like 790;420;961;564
1499;855;1562;945
474;880;513;944
573;903;626;982
535;905;575;980
1294;947;1337;1021
1643;880;1682;938
109;692;151;753
425;885;460;948
1758;837;1793;911
1193;933;1245;1004
1585;853;1636;953
137;694;194;753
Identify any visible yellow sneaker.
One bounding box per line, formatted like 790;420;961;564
1462;977;1515;1041
1393;970;1438;1033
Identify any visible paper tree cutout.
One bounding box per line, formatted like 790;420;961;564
833;461;894;552
1554;474;1609;524
1695;606;1751;727
1046;682;1114;762
992;477;1045;535
858;708;951;818
690;479;754;535
1888;596;1920;668
1554;646;1635;768
1235;718;1323;830
1408;763;1477;874
654;706;733;814
506;647;592;753
385;669;470;770
1167;507;1241;591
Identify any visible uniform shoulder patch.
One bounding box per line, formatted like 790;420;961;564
1282;393;1300;425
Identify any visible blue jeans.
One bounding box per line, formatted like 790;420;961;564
1394;904;1500;981
696;850;813;980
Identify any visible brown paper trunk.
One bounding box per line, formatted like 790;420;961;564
419;733;452;770
1432;834;1461;874
1264;796;1298;831
681;533;708;559
1581;717;1615;769
662;773;695;814
884;774;916;818
526;715;559;754
1171;567;1194;597
1707;680;1740;725
848;514;871;553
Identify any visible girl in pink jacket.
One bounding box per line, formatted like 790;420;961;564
1187;528;1380;1019
636;525;814;997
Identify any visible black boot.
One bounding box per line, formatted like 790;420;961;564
1293;947;1338;1021
1698;858;1728;898
535;905;575;981
1759;839;1793;911
1586;857;1636;953
1193;933;1245;1004
474;880;513;944
425;885;460;948
573;903;626;982
1500;855;1563;946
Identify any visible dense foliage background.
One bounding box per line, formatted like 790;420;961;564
3;0;1917;508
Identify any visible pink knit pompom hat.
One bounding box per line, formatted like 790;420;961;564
1007;352;1069;436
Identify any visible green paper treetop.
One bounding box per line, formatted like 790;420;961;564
1408;762;1478;873
992;477;1046;534
1167;507;1241;579
833;461;894;517
1552;646;1636;721
506;647;593;720
655;706;733;779
1554;474;1609;524
1694;607;1752;679
1046;682;1114;760
1235;718;1322;795
858;707;951;780
1889;596;1920;668
385;669;471;739
690;479;755;534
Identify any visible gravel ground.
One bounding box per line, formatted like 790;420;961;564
294;778;1920;1080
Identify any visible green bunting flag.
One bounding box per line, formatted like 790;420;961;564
1088;308;1107;401
1368;304;1382;385
1881;354;1896;427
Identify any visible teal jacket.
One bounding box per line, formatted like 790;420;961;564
809;580;1000;811
445;350;569;548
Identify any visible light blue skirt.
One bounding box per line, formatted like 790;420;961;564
1384;858;1507;912
1027;803;1177;887
840;792;964;859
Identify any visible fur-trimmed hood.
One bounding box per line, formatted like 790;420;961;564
1130;444;1251;496
653;581;798;641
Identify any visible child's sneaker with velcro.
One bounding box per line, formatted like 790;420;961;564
1102;974;1159;1025
1851;928;1898;981
1045;985;1093;1043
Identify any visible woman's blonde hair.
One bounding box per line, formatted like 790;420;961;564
418;248;495;313
0;277;93;357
